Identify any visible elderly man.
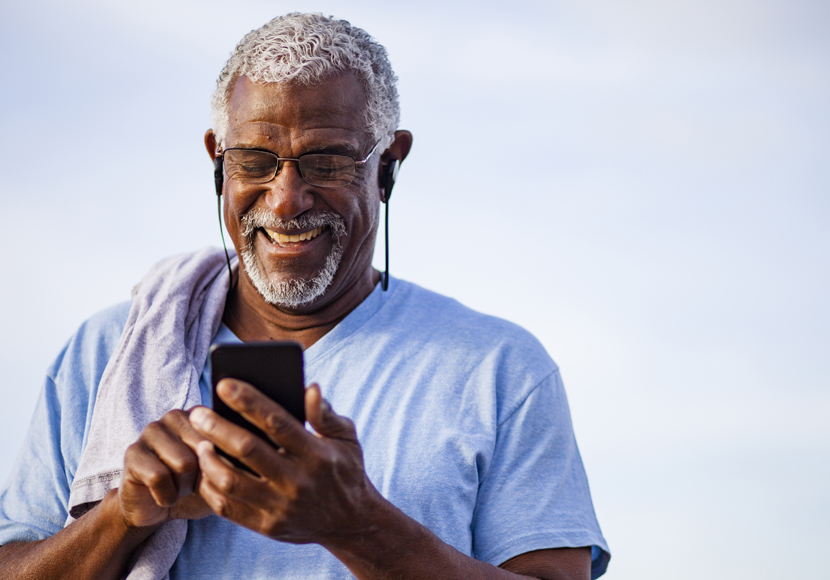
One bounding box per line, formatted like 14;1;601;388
0;13;609;580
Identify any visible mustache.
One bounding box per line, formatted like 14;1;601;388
241;209;346;239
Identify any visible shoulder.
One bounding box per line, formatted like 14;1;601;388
49;301;131;384
379;279;559;417
46;301;131;442
0;302;131;516
386;278;557;369
0;302;132;541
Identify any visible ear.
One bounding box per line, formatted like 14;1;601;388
205;129;220;161
379;130;413;202
206;129;224;197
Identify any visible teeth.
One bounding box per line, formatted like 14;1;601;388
263;226;323;244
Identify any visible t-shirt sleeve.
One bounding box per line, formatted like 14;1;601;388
0;374;74;544
0;302;128;546
471;369;611;579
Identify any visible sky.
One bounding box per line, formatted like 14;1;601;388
1;0;828;578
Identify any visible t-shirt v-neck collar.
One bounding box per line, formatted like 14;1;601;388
214;278;396;364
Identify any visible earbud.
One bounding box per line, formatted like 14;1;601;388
213;155;234;291
214;156;224;197
381;159;400;203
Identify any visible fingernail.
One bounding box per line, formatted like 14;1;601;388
219;379;239;398
190;407;208;428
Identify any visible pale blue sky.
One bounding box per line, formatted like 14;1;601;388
1;1;828;578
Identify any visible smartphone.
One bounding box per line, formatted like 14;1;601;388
209;342;305;471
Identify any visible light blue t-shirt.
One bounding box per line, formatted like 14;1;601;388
0;277;610;578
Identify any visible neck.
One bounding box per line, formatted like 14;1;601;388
222;268;381;349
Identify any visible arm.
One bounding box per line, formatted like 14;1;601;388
323;502;591;580
0;410;213;579
0;490;156;580
189;379;591;580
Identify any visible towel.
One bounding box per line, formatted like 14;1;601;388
66;247;236;580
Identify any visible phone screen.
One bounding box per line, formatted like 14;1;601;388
209;342;305;471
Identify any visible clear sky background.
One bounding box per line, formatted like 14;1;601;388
1;1;828;578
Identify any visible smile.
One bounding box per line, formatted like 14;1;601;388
262;226;324;246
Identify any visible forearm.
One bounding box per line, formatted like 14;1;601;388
0;489;159;580
323;496;577;580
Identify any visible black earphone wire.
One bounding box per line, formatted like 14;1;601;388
217;194;234;293
383;199;390;291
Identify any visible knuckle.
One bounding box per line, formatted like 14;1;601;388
145;468;169;490
264;517;283;538
169;454;198;475
124;441;143;462
215;472;238;494
142;421;165;438
236;434;260;460
160;409;188;429
160;409;183;423
212;495;231;517
262;504;288;537
265;411;293;434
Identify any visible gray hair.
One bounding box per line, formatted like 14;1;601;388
210;13;400;151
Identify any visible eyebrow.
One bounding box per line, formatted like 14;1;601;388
229;142;362;158
302;143;361;157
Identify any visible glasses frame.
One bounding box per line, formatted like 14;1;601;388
220;142;380;188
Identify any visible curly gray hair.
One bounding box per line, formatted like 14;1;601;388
210;13;400;151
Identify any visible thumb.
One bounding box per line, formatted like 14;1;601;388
305;384;357;441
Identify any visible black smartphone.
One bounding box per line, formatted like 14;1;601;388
209;342;305;471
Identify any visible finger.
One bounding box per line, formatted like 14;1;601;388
196;440;288;525
198;472;278;533
216;378;310;455
140;417;202;498
162;408;209;449
305;384;357;441
189;405;296;478
123;440;181;508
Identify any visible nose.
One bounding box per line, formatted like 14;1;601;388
263;160;315;220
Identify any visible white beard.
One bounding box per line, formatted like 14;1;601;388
239;209;347;308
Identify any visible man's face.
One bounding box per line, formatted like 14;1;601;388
220;73;382;311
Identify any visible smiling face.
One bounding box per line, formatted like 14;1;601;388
217;73;382;311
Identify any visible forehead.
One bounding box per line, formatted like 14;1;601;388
225;73;370;151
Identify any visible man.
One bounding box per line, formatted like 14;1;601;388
0;13;609;580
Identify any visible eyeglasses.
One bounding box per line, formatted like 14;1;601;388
221;142;379;188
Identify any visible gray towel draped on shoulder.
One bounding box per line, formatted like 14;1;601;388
66;247;236;580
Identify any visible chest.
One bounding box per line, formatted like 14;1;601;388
308;352;499;550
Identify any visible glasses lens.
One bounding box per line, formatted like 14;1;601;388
299;154;355;187
224;150;277;183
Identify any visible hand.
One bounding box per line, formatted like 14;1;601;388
188;379;380;545
119;409;214;528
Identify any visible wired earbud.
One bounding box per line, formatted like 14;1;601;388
214;156;224;197
381;159;399;202
213;154;234;292
380;159;400;291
